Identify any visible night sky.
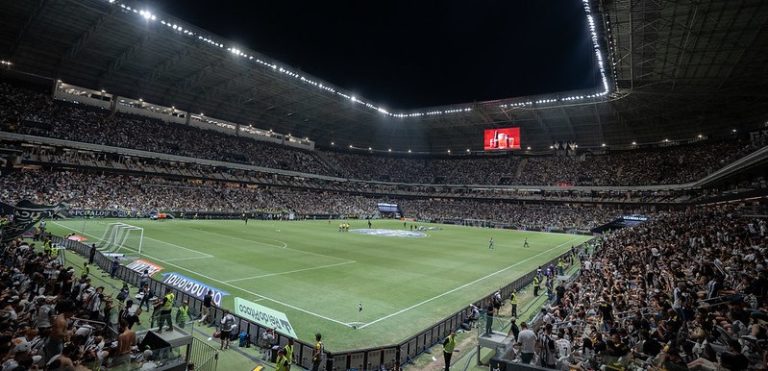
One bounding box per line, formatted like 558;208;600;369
150;0;599;109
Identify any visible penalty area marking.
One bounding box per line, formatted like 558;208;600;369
53;223;353;328
224;260;357;283
164;256;215;262
357;237;581;329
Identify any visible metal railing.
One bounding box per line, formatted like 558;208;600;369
187;337;219;371
51;234;586;370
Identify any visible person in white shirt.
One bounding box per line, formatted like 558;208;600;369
517;322;537;364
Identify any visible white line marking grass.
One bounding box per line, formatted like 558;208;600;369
53;222;352;327
357;237;579;329
224;261;357;283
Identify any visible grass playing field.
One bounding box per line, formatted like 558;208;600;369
47;218;590;350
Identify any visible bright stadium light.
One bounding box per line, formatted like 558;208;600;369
388;148;392;152
368;147;372;151
466;149;470;152
601;143;606;147
631;141;637;145
330;141;335;146
447;149;451;153
408;149;412;153
698;134;703;138
526;146;532;150
349;144;353;148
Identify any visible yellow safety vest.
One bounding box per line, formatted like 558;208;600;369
444;334;456;353
510;293;518;305
284;344;294;363
163;293;175;310
276;355;289;371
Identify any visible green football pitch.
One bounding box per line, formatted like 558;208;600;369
48;219;591;350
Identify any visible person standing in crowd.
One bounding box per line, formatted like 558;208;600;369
156;288;175;332
200;290;213;325
219;309;236;350
139;284;152;312
139;269;150;292
88;243;96;264
284;338;295;369
509;290;518;317
312;333;324;371
110;256;120;278
442;331;456;371
517;322;536;364
276;348;290;371
508;317;520;340
484;300;495;336
538;323;557;369
176;299;190;328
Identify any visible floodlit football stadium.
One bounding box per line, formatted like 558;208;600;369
1;0;768;370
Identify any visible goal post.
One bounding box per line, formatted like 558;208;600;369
97;222;144;256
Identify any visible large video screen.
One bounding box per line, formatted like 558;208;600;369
484;127;521;151
377;203;400;213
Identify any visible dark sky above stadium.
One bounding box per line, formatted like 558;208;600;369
150;0;599;109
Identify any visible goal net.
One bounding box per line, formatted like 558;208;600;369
95;222;144;257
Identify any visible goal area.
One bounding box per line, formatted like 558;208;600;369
95;222;144;257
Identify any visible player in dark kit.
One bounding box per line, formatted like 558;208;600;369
242;213;248;224
523;238;530;248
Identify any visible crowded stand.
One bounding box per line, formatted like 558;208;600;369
525;206;768;370
0;169;630;231
0;236;167;369
0;82;764;187
0;83;334;177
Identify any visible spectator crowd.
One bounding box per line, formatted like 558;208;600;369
0;169;628;231
515;206;768;370
0;82;762;187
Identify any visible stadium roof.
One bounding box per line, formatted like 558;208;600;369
1;0;767;152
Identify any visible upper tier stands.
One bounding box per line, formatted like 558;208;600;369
0;82;762;186
0;169;627;231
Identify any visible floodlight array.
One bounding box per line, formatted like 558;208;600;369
102;0;612;118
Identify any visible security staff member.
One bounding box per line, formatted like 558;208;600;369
533;276;541;297
510;291;518;317
312;333;323;371
276;348;290;371
442;331;457;371
284;338;295;369
157;288;175;332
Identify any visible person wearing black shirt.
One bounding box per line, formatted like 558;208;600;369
555;283;565;305
88;244;96;265
606;333;629;357
508;317;520;340
719;340;749;370
200;290;213;325
639;329;661;356
484;302;494;336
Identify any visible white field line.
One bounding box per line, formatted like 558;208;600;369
53;222;352;327
357;237;580;329
71;221;213;258
191;228;287;248
164;256;215;262
224;261;357;283
193;228;355;263
141;235;214;258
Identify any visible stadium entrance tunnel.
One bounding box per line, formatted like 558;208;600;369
349;229;427;238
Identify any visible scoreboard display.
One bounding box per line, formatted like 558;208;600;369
484;127;521;151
